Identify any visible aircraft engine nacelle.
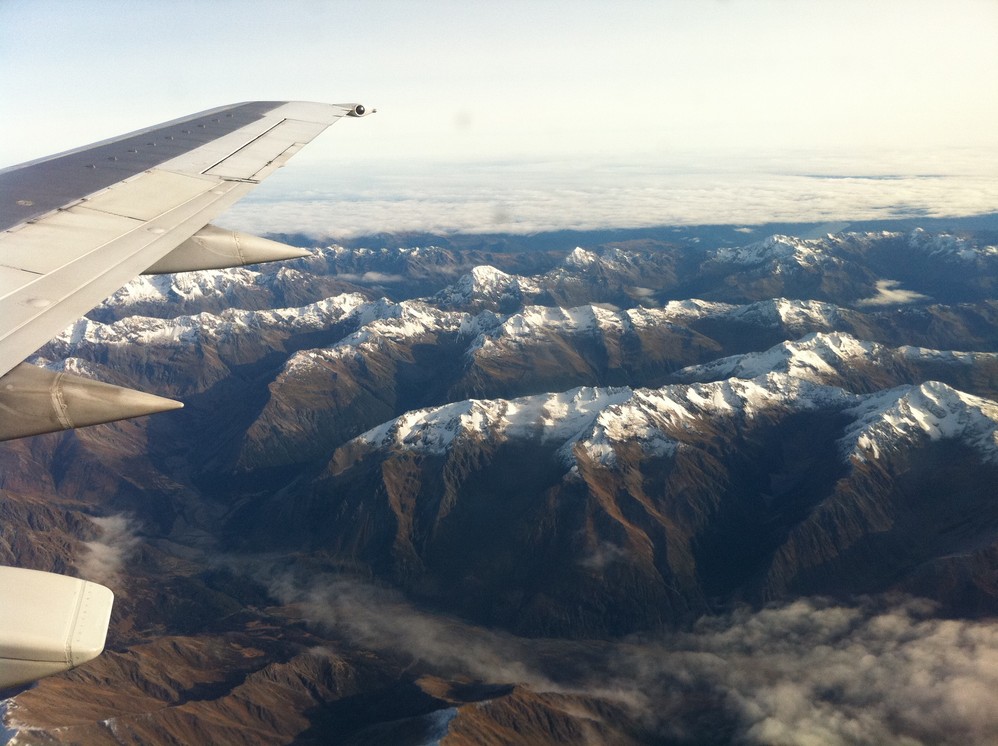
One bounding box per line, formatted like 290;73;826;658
0;363;183;442
142;224;312;275
0;566;113;689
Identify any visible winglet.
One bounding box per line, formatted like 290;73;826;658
0;363;182;441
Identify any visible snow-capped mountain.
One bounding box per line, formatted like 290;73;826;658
434;265;543;311
706;234;843;271
354;373;998;468
842;381;998;463
905;227;998;263
675;332;880;382
675;331;998;398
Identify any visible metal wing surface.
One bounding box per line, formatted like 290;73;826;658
0;100;370;440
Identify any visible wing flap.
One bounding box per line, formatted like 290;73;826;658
81;168;219;221
0;208;142;275
204;118;330;180
0;177;254;377
150;115;282;177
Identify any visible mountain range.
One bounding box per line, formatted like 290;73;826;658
2;225;998;744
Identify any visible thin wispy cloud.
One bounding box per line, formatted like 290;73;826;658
78;514;141;588
258;567;998;745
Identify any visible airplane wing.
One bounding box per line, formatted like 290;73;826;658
0;101;371;690
0;100;371;440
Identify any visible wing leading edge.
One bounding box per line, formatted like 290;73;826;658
0;100;372;440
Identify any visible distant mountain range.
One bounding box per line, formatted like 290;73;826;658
3;223;998;744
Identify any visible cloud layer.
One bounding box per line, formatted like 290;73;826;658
219;155;998;239
261;569;998;745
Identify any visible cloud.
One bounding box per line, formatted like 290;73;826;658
858;279;933;307
218;155;998;240
77;514;141;588
257;568;998;745
578;540;632;570
632;597;998;745
336;271;408;284
263;571;546;686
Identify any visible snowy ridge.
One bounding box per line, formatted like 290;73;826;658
574;375;844;466
677;332;998;385
356;374;998;468
464;303;707;359
323;245;447;260
97;267;268;312
329;300;490;350
280;301;500;379
656;297;845;330
724;298;845;331
357;374;843;466
47;293;371;353
842;381;998;463
675;332;884;382
906;228;998;262
708;234;841;271
557;246;637;274
660;299;737;321
504;304;693;336
359;387;634;460
898;346;998;365
468;305;624;355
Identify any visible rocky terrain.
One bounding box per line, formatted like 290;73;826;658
3;225;998;744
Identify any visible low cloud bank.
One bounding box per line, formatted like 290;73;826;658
220;156;998;239
260;569;998;745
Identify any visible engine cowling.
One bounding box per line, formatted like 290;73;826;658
0;566;113;689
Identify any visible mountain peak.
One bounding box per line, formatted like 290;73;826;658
563;247;600;267
843;381;998;463
676;331;882;383
470;265;513;287
709;234;837;270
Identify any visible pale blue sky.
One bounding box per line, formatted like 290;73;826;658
3;0;996;163
2;0;997;233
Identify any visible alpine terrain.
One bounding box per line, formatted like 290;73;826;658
3;223;998;744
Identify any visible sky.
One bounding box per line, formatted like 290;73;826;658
2;0;997;235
